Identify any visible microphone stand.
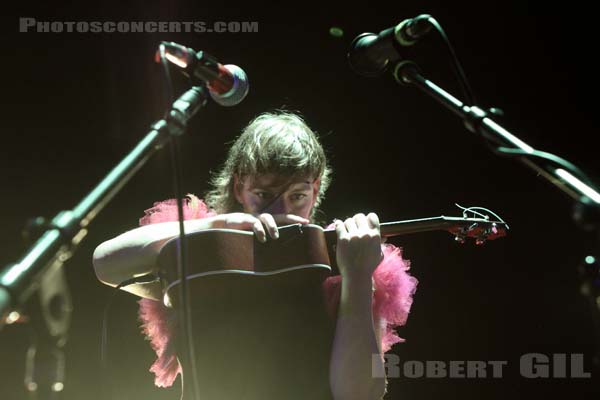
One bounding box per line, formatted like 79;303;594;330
0;86;208;397
393;60;600;370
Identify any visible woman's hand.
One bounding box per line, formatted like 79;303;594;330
214;212;309;242
334;212;383;281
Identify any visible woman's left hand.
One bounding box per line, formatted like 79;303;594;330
334;212;383;281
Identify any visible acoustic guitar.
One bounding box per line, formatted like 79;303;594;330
158;214;507;400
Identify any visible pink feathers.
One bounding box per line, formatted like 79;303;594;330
136;197;417;387
322;244;418;353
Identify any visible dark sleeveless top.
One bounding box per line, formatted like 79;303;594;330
175;268;335;400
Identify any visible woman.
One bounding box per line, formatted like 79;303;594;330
93;111;417;400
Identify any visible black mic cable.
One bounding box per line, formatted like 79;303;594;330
348;14;478;106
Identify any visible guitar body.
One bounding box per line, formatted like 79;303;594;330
158;225;336;400
155;215;507;399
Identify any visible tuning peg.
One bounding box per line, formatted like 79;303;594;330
454;235;466;244
475;237;486;245
490;223;498;235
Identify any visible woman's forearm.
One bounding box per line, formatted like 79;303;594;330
92;216;222;291
330;275;386;400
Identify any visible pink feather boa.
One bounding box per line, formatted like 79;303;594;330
137;195;418;387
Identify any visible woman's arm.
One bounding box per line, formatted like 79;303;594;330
329;213;387;400
92;212;310;299
330;275;386;400
92;216;223;299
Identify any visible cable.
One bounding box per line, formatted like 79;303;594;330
425;16;478;106
420;20;598;195
158;44;202;399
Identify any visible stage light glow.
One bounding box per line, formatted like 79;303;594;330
329;27;344;37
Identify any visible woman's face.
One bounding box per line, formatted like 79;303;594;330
234;173;320;221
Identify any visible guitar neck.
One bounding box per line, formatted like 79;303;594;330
323;216;453;241
321;215;505;245
380;216;464;237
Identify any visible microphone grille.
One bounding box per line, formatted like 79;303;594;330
209;64;249;107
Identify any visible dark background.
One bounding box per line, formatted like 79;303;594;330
1;1;599;399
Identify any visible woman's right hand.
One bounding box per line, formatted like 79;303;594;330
213;213;310;242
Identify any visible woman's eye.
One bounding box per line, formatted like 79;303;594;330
291;193;307;201
255;192;271;199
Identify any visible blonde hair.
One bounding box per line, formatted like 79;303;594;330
204;111;332;220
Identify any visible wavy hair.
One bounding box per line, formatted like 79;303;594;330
204;111;331;221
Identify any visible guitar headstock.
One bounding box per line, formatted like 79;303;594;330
444;217;508;245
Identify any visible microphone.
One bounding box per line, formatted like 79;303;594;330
158;42;249;106
348;14;433;77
